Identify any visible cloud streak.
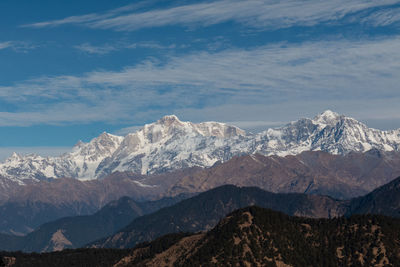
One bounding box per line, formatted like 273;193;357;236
0;36;400;126
0;42;13;50
74;41;176;55
21;1;152;29
74;43;118;55
359;6;400;27
0;41;37;52
23;0;400;32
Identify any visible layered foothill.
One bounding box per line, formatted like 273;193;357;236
4;206;400;267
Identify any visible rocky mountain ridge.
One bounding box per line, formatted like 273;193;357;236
0;110;399;184
1;149;400;235
168;149;400;199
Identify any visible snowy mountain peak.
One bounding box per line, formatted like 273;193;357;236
95;132;121;143
0;111;399;182
157;115;182;126
193;122;246;138
312;110;342;125
73;140;85;149
99;131;111;137
321;109;339;118
71;132;123;159
142;115;245;139
9;152;21;160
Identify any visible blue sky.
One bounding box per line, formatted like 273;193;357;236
1;0;400;159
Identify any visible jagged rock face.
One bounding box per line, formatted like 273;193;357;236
0;110;399;183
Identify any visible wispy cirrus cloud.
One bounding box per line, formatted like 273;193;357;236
0;42;13;50
74;41;176;55
0;41;37;52
0;36;400;126
359;6;400;27
22;0;400;32
74;43;118;55
21;1;153;29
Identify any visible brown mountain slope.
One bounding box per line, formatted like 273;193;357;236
4;166;200;205
169;150;400;199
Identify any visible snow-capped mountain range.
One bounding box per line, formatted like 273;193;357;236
1;110;399;184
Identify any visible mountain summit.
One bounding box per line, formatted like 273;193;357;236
312;110;341;125
0;111;399;183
